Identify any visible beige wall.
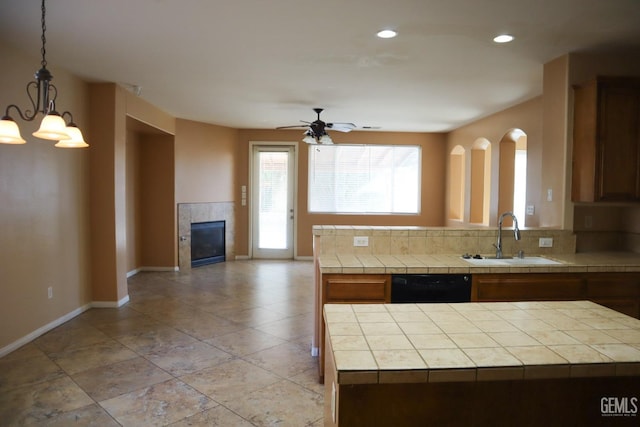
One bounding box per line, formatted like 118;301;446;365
0;43;91;350
139;133;176;267
126;129;142;272
88;84;129;303
541;56;570;228
237;129;447;257
89;83;176;304
174;119;238;204
446;97;543;227
126;124;176;272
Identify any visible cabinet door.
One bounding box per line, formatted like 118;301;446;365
323;274;391;303
472;273;585;302
572;77;640;202
597;83;640;201
586;273;640;319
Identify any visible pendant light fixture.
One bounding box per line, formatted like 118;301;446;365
0;0;88;147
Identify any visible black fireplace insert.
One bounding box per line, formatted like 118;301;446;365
191;221;225;267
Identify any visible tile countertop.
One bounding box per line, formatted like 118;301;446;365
324;301;640;385
317;252;640;274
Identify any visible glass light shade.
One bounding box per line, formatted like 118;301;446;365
302;134;317;144
319;134;333;144
0;117;27;144
33;113;71;140
55;125;89;148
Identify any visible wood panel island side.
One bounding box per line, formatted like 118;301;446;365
323;301;640;426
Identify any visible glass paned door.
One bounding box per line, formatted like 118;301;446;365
252;146;295;258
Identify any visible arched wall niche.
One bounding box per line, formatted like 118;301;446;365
448;145;466;221
470;138;491;225
498;128;528;227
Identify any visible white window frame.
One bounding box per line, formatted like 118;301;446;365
308;144;421;214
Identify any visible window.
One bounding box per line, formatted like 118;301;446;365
308;144;421;214
513;149;527;222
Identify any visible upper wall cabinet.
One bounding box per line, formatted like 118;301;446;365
572;76;640;202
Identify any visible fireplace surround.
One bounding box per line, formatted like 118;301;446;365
178;202;235;271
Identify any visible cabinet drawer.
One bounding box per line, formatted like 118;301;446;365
473;274;585;302
324;274;390;302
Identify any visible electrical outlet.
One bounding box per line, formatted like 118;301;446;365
47;286;53;299
526;205;535;215
353;236;369;247
539;237;553;248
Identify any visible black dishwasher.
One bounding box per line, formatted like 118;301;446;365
391;274;472;303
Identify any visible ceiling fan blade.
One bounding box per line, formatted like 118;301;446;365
276;125;307;129
327;122;356;132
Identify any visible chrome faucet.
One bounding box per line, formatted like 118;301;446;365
494;211;521;259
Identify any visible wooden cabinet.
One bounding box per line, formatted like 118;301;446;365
472;273;585;301
473;272;640;319
586;272;640;318
316;273;391;382
317;271;640;382
572;76;640;202
323;274;391;302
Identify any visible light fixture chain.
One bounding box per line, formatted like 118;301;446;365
40;0;47;68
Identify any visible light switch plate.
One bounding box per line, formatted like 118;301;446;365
539;237;553;248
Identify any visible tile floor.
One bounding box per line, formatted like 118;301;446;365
0;260;324;426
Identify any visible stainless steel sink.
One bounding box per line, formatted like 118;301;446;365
462;256;563;266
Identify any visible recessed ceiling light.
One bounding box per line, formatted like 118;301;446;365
377;29;397;39
493;34;514;43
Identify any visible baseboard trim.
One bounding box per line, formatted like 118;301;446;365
92;294;130;308
0;303;92;358
126;268;142;278
0;294;134;358
127;266;179;278
234;255;312;261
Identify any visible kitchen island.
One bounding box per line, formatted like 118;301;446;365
324;300;640;426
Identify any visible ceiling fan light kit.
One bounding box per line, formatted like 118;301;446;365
277;108;356;144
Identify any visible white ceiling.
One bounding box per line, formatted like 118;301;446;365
1;0;639;132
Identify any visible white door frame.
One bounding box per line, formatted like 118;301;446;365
249;141;298;259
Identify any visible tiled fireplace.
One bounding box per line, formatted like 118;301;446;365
178;202;235;271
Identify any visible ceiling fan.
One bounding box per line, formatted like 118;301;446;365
276;108;356;144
